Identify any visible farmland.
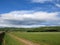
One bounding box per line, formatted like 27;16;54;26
0;26;60;45
4;33;25;45
5;32;60;45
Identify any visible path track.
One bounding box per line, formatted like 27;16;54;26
8;33;40;45
3;40;5;45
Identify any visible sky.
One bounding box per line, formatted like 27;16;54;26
0;0;60;28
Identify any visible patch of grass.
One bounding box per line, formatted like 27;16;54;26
4;33;25;45
11;32;60;45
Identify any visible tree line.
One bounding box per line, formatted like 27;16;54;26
0;26;60;32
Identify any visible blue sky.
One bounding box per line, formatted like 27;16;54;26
0;0;60;28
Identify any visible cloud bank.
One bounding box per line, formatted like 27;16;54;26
0;10;60;28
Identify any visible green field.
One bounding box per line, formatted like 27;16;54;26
4;33;25;45
3;32;60;45
10;32;60;45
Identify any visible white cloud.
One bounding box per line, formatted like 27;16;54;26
56;4;60;7
0;10;60;27
1;11;59;21
31;0;60;8
31;0;53;3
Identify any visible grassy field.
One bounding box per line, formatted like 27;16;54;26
11;32;60;45
4;33;25;45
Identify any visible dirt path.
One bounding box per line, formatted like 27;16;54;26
2;40;5;45
8;33;40;45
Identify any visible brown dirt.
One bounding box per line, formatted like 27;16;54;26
8;33;40;45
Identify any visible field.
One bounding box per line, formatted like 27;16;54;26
4;33;25;45
4;32;60;45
